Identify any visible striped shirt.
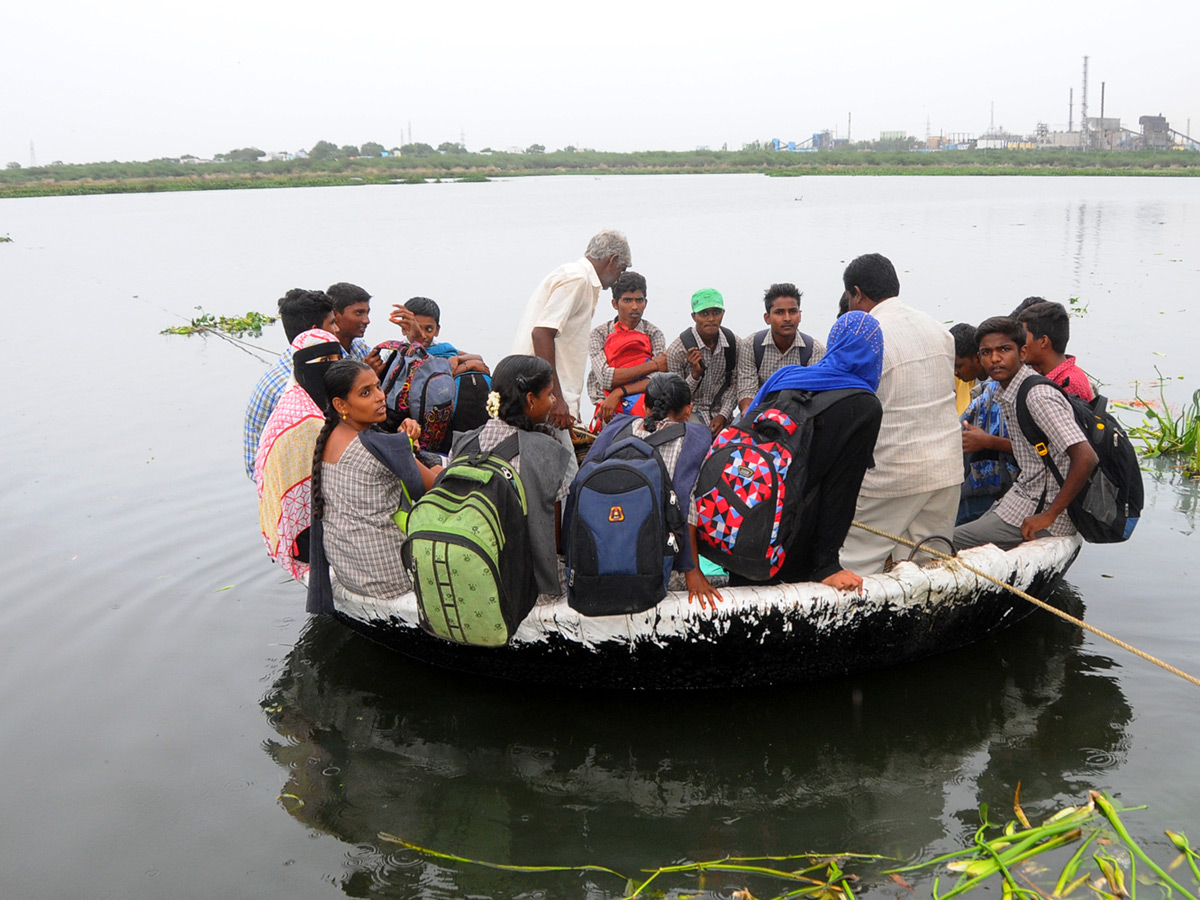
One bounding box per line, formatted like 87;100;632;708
995;365;1088;536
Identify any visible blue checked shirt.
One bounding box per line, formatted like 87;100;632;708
242;337;368;479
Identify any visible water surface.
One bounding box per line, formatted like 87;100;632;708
2;175;1197;898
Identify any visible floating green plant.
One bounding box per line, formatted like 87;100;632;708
162;306;277;337
376;791;1198;900
1113;369;1200;476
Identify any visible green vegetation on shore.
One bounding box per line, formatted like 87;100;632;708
2;148;1198;199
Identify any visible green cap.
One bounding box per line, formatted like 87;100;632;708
690;288;724;314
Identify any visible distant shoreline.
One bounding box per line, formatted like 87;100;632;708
3;149;1198;199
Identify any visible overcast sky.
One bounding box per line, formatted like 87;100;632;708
4;0;1196;165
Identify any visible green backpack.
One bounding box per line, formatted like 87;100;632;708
401;434;538;646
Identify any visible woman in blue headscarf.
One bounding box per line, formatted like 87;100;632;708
748;311;885;591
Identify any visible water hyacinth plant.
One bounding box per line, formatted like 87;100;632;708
162;306;277;338
1113;369;1200;476
372;790;1199;900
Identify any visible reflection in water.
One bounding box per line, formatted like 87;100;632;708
262;582;1129;897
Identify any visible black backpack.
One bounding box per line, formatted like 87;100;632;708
563;422;687;616
1014;374;1143;543
694;388;865;580
451;371;491;436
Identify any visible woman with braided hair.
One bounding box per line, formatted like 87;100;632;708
305;359;440;611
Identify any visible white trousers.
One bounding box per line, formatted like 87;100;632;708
839;485;960;576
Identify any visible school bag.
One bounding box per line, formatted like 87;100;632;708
563;421;687;616
401;434;537;646
680;326;738;409
451;370;491;435
1014;374;1143;543
694;388;865;580
377;341;457;453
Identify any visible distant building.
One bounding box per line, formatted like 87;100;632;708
1139;115;1171;150
1040;131;1083;148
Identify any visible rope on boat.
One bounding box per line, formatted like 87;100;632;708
849;520;1200;690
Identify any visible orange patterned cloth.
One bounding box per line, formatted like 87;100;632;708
254;329;338;580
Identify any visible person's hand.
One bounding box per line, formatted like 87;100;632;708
1021;512;1055;542
820;569;863;593
709;414;728;437
399;418;422;442
600;392;623;424
654;353;668;373
364;346;385;377
389;304;421;343
685;347;704;380
961;422;990;453
685;569;724;610
548;396;574;431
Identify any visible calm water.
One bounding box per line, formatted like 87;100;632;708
2;175;1198;899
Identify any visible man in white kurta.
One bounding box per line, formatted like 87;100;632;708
512;231;631;428
838;254;963;574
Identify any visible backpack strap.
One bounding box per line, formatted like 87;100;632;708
359;430;427;501
681;327;738;409
642;422;686;448
798;331;814;366
485;432;521;464
1014;373;1067;488
753;329;769;370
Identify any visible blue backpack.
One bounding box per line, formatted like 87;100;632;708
377;342;457;452
564;421;687;616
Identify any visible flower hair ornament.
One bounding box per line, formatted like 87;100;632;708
486;391;501;419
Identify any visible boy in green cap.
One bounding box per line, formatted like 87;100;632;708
665;288;741;436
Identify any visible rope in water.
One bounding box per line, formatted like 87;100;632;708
850;520;1200;689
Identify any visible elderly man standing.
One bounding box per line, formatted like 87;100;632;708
838;253;962;574
512;231;631;439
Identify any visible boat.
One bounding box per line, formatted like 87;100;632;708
323;534;1082;689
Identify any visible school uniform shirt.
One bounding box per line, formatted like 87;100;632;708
857;299;962;499
1046;355;1094;402
733;331;826;407
585;317;666;404
664;327;739;425
995;365;1088;536
511;257;603;421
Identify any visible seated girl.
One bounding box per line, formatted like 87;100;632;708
452;355;574;597
255;328;343;581
306;359;440;609
587;372;724;608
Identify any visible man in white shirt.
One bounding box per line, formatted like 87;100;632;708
512;230;631;431
838;253;963;574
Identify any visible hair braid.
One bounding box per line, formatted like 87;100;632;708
642;372;691;432
309;410;339;521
